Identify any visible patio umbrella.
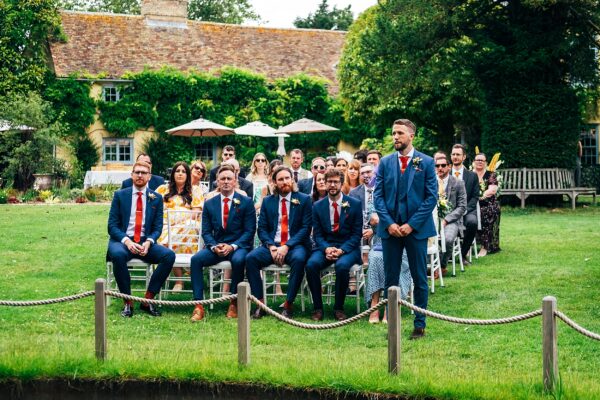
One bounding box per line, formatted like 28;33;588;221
166;117;234;137
0;120;35;132
234;121;278;137
277;118;339;135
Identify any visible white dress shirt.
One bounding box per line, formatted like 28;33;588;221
397;148;415;171
274;193;292;243
328;196;342;228
124;186;150;243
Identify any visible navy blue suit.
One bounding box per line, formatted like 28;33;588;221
107;187;175;295
298;177;313;195
305;195;363;311
374;150;437;329
190;192;256;300
121;175;165;191
245;192;312;301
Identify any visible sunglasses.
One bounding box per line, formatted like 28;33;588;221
435;164;448;168
255;159;267;163
192;166;205;172
312;165;326;170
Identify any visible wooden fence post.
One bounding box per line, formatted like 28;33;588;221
95;278;107;361
388;286;401;374
542;296;558;393
237;282;251;366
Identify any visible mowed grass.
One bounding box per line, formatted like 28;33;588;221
0;203;599;399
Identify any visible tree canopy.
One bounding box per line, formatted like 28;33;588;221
294;0;353;31
338;0;600;167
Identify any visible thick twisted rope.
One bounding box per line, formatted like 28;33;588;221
0;291;94;306
555;311;600;341
104;291;237;306
249;295;388;329
398;299;543;325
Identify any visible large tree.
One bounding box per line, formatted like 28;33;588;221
57;0;260;24
339;0;600;167
0;0;64;96
294;0;353;31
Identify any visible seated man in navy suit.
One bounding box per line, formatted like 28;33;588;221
189;164;256;321
120;154;165;191
245;166;312;319
107;160;175;318
305;169;363;321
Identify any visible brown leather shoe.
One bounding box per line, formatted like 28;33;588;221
334;310;347;321
409;327;426;340
311;309;324;321
226;303;238;318
281;302;293;319
190;305;205;322
252;306;266;319
441;268;448;277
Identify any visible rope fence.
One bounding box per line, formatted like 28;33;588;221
1;280;599;394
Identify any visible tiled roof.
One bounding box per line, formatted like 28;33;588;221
49;11;346;92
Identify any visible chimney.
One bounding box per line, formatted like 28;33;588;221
141;0;188;28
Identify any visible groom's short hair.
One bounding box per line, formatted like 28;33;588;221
393;119;416;134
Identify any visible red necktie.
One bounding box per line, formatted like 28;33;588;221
400;155;409;173
332;202;339;232
280;198;288;245
133;192;143;242
222;198;230;229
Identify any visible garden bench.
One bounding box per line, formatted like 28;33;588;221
501;168;596;209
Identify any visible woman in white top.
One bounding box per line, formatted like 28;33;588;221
245;152;270;210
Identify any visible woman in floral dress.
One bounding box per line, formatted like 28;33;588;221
473;153;501;256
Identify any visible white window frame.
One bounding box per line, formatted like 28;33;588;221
102;84;120;102
103;138;134;164
194;142;216;163
581;124;598;166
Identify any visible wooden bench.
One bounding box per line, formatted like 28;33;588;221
501;168;596;209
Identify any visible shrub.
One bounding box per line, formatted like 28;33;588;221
84;187;103;202
582;165;600;192
20;189;39;203
0;189;7;204
38;190;53;201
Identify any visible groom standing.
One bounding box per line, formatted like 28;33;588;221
373;119;437;339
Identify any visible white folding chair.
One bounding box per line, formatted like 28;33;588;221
162;209;202;296
427;212;445;293
261;263;306;312
106;257;154;306
304;262;365;314
451;236;464;276
207;261;232;309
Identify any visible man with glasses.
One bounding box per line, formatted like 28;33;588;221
305;169;363;321
108;160;175;318
289;149;311;183
209;145;246;190
434;152;467;276
450;144;480;263
120;153;165;190
298;157;326;195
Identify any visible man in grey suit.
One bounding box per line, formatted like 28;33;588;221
434;152;467;275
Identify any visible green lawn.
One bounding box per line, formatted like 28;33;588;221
0;203;599;400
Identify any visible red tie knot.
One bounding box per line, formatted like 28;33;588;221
223;198;230;204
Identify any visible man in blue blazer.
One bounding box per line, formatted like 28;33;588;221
298;157;326;195
120;154;165;191
374;119;438;339
245;166;312;319
306;169;363;321
107;160;175;318
189;164;256;321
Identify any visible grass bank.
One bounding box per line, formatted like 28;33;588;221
0;204;599;399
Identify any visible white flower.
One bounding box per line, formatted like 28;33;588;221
341;201;350;209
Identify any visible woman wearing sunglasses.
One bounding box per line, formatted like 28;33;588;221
246;152;270;210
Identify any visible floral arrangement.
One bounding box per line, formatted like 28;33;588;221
474;147;504;198
437;193;453;219
412;156;422;171
233;198;241;205
341;201;350;209
148;192;156;200
291;198;300;205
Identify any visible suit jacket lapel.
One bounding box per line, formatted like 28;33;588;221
407;151;417;190
225;193;237;230
144;190;154;224
338;195;347;229
288;193;297;231
122;188;133;230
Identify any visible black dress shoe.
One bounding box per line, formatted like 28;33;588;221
281;308;293;319
311;309;324;321
140;302;162;317
251;307;266;319
333;310;347;321
121;303;133;318
409;327;426;340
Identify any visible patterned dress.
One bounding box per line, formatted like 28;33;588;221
366;236;412;304
477;171;501;253
156;184;204;254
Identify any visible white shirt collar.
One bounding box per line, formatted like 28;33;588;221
221;193;234;203
279;193;292;202
398;148;415;158
132;186;147;195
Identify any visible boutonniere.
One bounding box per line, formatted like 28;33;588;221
233;198;241;206
291;198;300;206
412;157;422;171
148;193;156;200
341;201;350;209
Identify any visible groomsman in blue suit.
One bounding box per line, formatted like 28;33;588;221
306;169;363;321
374;118;438;340
189;164;256;322
107;160;175;318
245;166;312;319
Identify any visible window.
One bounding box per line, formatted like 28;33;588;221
103;138;133;164
194;142;215;162
102;85;120;102
580;125;598;165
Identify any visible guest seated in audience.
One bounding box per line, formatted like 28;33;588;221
108;160;175;318
325;157;336;172
206;159;253;200
189;164;256;322
366;150;382;167
298;157;326;195
365;213;412;324
434;153;467;275
311;171;328;203
342;159;361;195
289;149;311;182
209;145;245;190
155;162;204;292
245;166;312;319
335;157;349;174
190;160;208;194
258;159;283;207
246;152;270;209
473;153;501;256
354;149;368;163
121;153;165;190
305;169;363;321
